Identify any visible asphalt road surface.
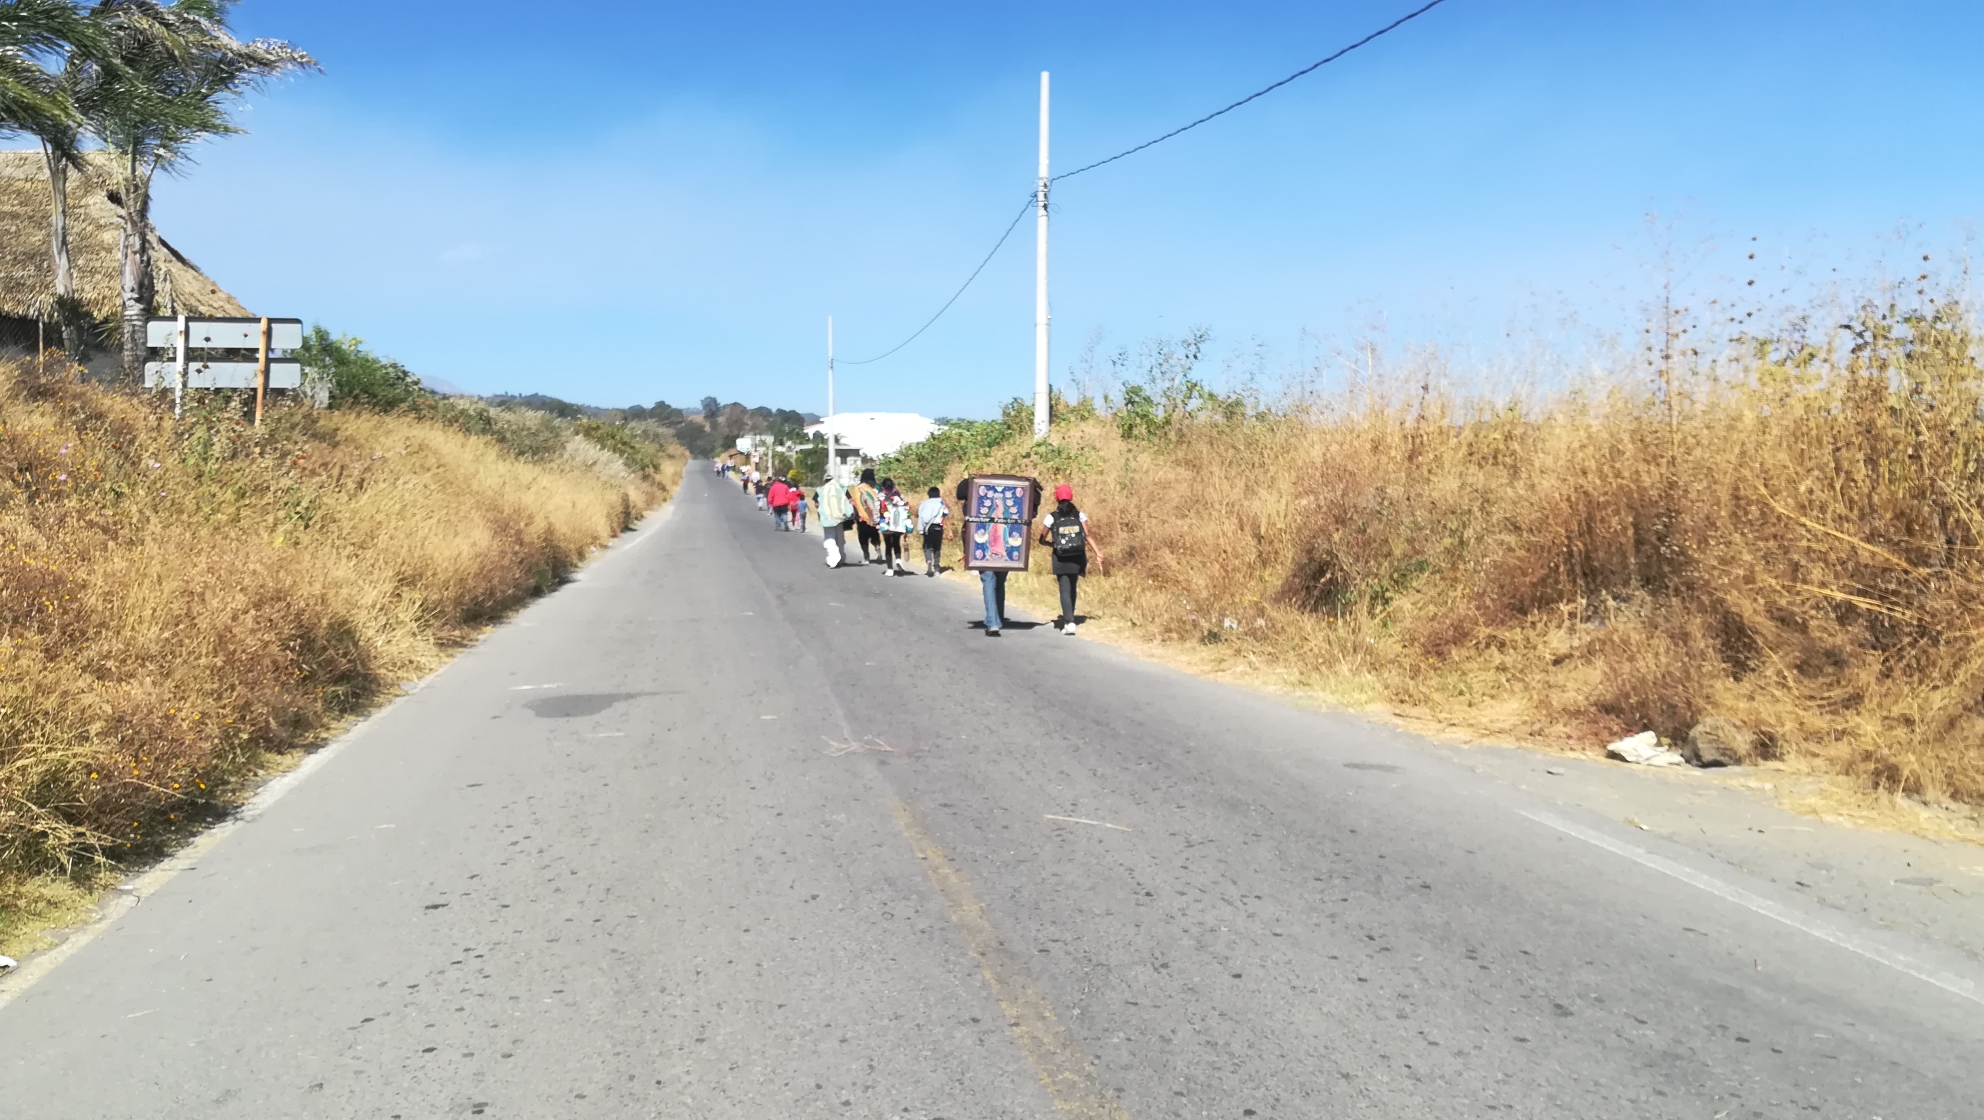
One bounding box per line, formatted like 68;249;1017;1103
4;467;1981;1119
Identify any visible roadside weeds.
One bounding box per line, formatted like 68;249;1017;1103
962;562;1984;850
0;363;685;958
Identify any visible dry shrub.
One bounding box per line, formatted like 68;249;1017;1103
0;363;681;880
947;299;1984;807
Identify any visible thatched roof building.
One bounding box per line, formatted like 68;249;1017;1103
0;150;248;343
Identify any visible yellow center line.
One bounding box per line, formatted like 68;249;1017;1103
888;796;1134;1120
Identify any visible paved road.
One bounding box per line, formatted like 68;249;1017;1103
4;467;1981;1119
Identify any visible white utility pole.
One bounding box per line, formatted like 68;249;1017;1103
1033;70;1051;439
826;315;836;483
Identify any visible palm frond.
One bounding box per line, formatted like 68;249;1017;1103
0;0;92;141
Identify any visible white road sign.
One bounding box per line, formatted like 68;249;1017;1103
144;360;303;390
145;317;304;350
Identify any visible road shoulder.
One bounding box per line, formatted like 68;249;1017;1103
0;495;685;992
958;564;1984;966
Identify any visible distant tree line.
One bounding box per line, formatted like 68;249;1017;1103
618;396;813;460
296;329;817;463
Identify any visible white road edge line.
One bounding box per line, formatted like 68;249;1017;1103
614;500;678;554
1520;809;1982;1007
0;489;686;1012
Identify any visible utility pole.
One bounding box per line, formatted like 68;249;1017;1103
1033;70;1051;440
826;315;836;483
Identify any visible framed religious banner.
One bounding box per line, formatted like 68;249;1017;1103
960;474;1037;572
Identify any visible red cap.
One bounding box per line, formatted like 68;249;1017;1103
1053;484;1073;501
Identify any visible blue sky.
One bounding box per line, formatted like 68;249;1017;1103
142;0;1984;416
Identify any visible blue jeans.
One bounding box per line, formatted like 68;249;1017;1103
980;570;1007;631
773;507;789;530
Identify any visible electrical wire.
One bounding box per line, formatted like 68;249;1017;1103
1054;0;1450;183
839;0;1452;365
838;194;1036;365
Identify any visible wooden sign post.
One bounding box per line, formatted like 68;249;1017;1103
256;317;271;425
144;317;304;423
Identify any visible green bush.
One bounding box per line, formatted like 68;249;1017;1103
876;388;1115;492
793;441;827;482
427;399;558;460
575;418;663;473
1109;331;1246;441
295;326;428;412
877;418;1015;492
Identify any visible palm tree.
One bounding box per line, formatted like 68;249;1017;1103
1;0;98;354
68;0;312;383
37;77;88;355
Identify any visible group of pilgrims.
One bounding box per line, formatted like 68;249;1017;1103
716;460;1104;637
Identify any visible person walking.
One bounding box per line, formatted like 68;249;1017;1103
1038;484;1103;635
793;482;809;532
781;472;803;529
959;475;1042;637
878;477;913;575
849;468;882;564
766;475;791;530
916;486;947;577
817;472;855;566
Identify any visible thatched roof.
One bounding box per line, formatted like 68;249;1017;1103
0;150;249;323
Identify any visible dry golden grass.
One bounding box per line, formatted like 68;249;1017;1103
0;361;681;909
0;865;111;960
940;300;1984;818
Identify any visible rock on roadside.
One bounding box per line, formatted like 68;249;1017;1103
1684;716;1752;767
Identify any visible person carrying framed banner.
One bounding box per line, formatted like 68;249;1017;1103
958;474;1041;637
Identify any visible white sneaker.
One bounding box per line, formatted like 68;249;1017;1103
1063;622;1078;636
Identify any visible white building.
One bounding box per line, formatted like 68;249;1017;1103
805;412;940;460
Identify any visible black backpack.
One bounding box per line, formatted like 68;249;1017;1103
1049;511;1087;560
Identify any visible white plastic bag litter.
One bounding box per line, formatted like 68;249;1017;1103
1606;730;1684;766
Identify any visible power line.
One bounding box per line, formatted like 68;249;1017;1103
838;194;1035;365
840;0;1452;365
1054;0;1450;182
